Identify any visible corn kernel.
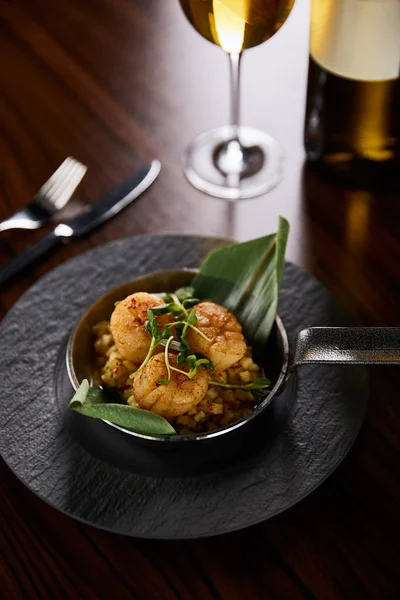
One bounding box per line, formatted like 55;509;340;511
239;357;253;370
122;359;136;372
206;387;219;401
249;362;260;372
94;340;108;354
239;371;251;383
127;395;139;407
222;390;235;403
224;409;234;420
213;370;227;383
235;389;249;401
92;321;110;335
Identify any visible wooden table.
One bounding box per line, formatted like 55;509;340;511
1;1;399;598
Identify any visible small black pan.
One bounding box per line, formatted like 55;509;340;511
66;270;400;467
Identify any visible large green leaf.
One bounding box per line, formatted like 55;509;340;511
191;216;289;347
69;380;176;435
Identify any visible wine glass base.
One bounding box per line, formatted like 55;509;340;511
182;126;284;200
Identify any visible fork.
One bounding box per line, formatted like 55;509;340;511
0;157;87;232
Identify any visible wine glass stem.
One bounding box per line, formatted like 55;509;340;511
229;52;242;140
213;51;245;185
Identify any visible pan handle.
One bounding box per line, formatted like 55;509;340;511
293;327;400;368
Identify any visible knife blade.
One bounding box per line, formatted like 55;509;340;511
0;160;161;286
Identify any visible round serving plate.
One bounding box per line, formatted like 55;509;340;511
0;235;368;539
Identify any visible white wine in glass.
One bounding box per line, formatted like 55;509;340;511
179;0;295;200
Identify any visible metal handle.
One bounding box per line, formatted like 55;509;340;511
293;327;400;368
0;210;43;232
0;231;60;286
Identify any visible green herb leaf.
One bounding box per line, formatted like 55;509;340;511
160;339;187;352
188;358;214;379
147;308;156;321
177;351;188;365
209;377;271;394
174;286;195;302
192;216;289;348
185;354;196;364
145;320;153;336
175;322;185;337
182;298;200;308
145;310;159;338
169;304;185;318
149;303;174;316
253;377;271;388
69;380;176;435
159;325;174;340
187;308;198;326
195;357;214;372
183;353;214;379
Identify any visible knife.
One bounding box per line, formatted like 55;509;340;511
0;160;161;286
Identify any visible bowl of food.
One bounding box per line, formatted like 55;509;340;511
66;268;292;454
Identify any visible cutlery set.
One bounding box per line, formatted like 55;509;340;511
0;158;161;286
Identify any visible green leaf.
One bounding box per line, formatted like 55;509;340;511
147;308;156;321
177;351;188;365
149;303;174;316
169;304;185;318
69;380;176;435
185;354;196;364
182;298;200;308
183;353;215;379
253;377;271;388
195;357;214;372
175;322;185;337
145;310;159;338
192;216;289;348
159;325;174;340
160;339;187;352
187;308;198;326
69;378;91;406
145;320;153;336
174;286;195;301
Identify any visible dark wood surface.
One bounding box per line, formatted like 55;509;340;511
0;1;399;598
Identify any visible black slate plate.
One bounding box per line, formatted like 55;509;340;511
0;235;368;539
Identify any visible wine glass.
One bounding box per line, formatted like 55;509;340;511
178;0;295;200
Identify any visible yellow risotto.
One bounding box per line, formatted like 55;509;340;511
92;320;263;435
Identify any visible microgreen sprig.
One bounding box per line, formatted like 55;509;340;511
129;309;174;379
157;336;174;385
130;289;211;382
209;377;271;397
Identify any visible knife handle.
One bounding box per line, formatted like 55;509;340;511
0;231;60;286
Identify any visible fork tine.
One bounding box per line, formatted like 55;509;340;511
0;157;87;232
50;161;87;209
46;160;86;208
38;157;75;197
42;158;81;204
